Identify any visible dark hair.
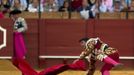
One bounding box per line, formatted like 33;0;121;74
9;9;22;15
9;9;22;17
88;0;96;6
79;37;89;42
3;4;10;9
114;1;121;4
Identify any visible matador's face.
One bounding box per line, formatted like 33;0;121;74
80;41;86;47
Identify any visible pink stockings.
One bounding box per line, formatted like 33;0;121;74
101;52;120;75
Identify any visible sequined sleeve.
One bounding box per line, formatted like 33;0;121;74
80;42;94;59
79;48;90;59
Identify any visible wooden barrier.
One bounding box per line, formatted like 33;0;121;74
19;12;82;19
18;11;134;19
20;12;39;18
71;12;81;19
41;12;63;19
120;12;126;19
128;12;134;19
0;60;21;75
62;12;69;19
99;12;122;19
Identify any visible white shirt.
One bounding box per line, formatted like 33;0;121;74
14;17;28;32
28;4;44;12
80;9;89;20
20;0;27;11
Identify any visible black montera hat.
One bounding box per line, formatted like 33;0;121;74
3;4;10;9
9;9;22;15
79;37;89;42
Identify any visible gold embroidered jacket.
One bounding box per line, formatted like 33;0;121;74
80;37;117;61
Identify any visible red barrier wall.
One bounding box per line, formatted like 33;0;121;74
0;19;39;67
39;19;86;56
39;19;134;69
0;19;134;69
0;19;13;56
24;19;39;67
93;20;134;56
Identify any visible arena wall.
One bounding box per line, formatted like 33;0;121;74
0;19;134;69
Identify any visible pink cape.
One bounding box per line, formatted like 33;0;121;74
13;32;38;75
13;32;26;59
12;32;89;75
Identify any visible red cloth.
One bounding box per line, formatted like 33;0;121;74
12;59;88;75
13;32;27;59
68;59;88;71
39;59;88;75
0;12;4;19
39;64;69;75
12;58;38;75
